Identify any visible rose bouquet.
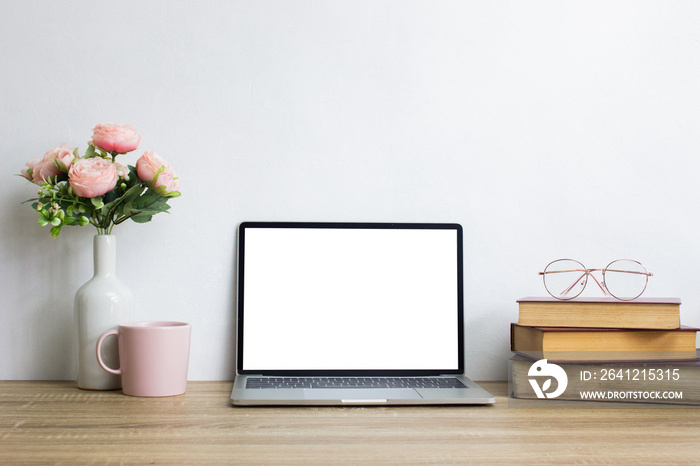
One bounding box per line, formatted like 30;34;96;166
20;123;180;237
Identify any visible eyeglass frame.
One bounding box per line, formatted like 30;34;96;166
538;259;653;301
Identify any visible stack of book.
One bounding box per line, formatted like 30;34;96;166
510;297;700;405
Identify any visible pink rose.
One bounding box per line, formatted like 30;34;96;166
136;151;180;194
68;158;118;198
32;144;74;183
21;158;41;183
90;123;141;153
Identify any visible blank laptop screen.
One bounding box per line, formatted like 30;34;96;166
238;223;463;374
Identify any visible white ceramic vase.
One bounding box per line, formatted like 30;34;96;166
74;235;132;390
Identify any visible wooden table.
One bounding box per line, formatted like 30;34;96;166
1;381;699;464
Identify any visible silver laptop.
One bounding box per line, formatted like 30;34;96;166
230;222;495;406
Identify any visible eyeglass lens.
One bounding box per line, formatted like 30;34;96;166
542;259;588;300
603;259;649;300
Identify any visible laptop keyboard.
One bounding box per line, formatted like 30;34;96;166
246;377;467;389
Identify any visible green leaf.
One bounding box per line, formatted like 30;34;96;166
131;214;153;223
91;197;104;209
151;165;166;187
50;225;62;238
84;144;96;159
79;216;89;226
127;209;168;217
153;184;171;197
51;157;69;174
102;189;118;205
101;184;143;211
38;218;49;226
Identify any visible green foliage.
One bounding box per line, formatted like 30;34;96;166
23;161;178;237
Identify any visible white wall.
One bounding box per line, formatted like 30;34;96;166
2;0;699;381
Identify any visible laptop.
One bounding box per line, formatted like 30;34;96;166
230;222;495;406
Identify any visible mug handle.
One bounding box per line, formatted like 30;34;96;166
96;330;121;375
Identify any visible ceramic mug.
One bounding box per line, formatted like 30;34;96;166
96;321;191;397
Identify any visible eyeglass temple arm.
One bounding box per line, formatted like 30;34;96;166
560;271;589;297
541;269;611;297
539;269;587;297
587;272;610;296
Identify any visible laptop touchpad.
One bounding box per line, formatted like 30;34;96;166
303;389;422;400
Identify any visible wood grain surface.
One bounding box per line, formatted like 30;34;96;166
2;381;699;464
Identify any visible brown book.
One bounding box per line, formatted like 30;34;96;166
511;323;698;361
517;297;681;329
510;352;700;405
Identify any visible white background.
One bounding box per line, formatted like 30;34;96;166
242;228;458;370
1;1;699;381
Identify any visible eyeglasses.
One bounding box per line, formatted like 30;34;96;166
539;259;653;301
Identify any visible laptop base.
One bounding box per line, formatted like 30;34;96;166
231;375;495;406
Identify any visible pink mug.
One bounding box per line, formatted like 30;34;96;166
96;321;191;397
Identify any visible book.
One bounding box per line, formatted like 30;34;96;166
511;323;699;361
510;352;700;405
517;297;681;329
